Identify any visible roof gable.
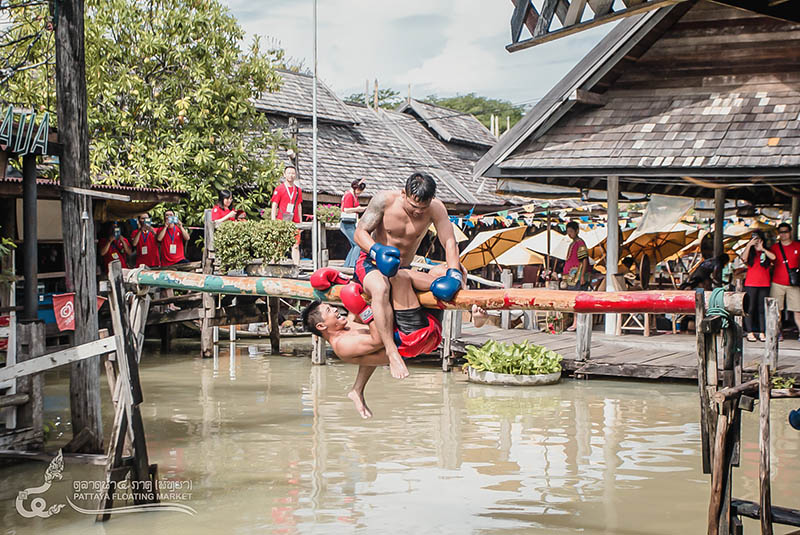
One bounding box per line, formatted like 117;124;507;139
398;99;497;149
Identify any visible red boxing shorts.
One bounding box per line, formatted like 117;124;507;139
354;251;377;286
393;308;442;358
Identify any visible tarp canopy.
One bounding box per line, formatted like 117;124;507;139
460;226;527;271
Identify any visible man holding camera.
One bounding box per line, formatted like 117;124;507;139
157;209;190;265
132;212;161;268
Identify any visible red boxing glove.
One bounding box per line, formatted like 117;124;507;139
340;282;373;324
310;267;350;291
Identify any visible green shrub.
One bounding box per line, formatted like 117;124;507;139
463;340;562;375
214;219;297;271
316;204;341;225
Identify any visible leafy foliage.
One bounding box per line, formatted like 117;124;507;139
772;375;796;389
423;93;525;135
344;88;403;110
214;219;297;271
463;340;562;375
3;0;290;225
316;204;340;225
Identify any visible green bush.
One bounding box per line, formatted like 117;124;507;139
317;204;341;225
463;340;562;375
214;220;297;271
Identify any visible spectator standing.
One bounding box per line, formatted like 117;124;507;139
131;212;161;268
770;222;800;338
212;189;236;223
340;179;366;268
563;221;589;332
270;165;303;265
741;230;775;342
99;222;132;270
157;209;190;265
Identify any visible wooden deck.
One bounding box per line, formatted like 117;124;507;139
453;326;800;381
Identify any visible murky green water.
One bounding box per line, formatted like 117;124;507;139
1;340;798;534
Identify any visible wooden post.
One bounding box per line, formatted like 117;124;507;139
268;296;280;354
758;350;773;535
522;283;536;329
696;291;713;474
441;310;454;372
764;298;779;369
714;189;725;258
576;313;591;361
605;175;619;335
201;210;214;358
792;196;799;242
500;269;513;329
56;0;103;453
22;155;38;321
15;322;45;449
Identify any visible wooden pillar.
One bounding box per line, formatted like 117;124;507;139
759;346;773;535
56;0;102;453
201;210;214;358
605;176;619;335
22;155;38;321
714;188;725;258
268;296;280;354
576;313;591;361
16;322;44;450
792;196;799;242
500;269;513;329
764;298;779;369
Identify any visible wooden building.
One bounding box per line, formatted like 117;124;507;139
252;69;517;214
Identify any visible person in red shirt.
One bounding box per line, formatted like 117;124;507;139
211;189;236;223
270;165;303;265
157;209;190;265
340;179;366;268
741;230;775;342
131;212;161;268
98;222;132;271
770;222;800;338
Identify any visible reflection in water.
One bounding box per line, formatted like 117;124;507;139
1;342;798;535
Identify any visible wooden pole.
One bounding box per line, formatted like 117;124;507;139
500;269;513;329
605;175;619;335
22;155;38;321
696;291;713;474
373;79;379;110
576;313;591;361
764;298;779;369
201;210;214;358
268;296;280;354
714;189;725;258
56;0;102;453
759;352;773;535
16;322;44;449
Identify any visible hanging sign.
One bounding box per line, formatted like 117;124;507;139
0;105;50;156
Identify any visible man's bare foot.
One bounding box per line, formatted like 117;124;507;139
387;353;409;379
472;304;489;328
347;389;373;419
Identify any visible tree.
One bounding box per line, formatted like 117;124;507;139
344;87;403;110
3;0;290;225
424;93;525;135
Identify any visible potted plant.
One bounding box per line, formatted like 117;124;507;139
463;340;563;386
214;220;299;276
316;204;341;226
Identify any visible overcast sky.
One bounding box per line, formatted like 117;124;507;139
221;1;616;108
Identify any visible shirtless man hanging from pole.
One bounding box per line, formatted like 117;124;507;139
352;172;466;379
303;265;452;418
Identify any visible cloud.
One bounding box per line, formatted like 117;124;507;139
221;0;615;106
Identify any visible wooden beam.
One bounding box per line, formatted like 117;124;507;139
60;185;130;202
730;499;800;528
534;0;561;37
568;88;608;107
508;0;680;52
564;0;588;26
0;337;116;383
510;0;538;43
587;0;615;17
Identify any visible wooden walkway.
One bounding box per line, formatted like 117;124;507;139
452;326;800;381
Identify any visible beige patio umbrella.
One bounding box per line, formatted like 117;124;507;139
459;226;527;271
428;221;469;242
490;244;545;266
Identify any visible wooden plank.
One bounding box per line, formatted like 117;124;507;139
569;88;608;106
0;449;107;465
587;0;614;17
510;0;537;43
731;499;800;528
0;337;117;383
201;209;214;358
564;0;588;26
534;0;560;37
759;357;773;535
0;393;29;408
765;298;779;369
696;291;713;475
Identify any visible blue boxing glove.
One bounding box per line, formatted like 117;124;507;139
369;243;401;277
790;408;800;431
430;268;464;301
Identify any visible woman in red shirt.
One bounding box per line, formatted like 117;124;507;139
211;189;236;223
340;179;366;268
741;230;775;342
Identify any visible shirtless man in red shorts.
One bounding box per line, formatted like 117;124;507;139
302;266;448;418
353;172;465;380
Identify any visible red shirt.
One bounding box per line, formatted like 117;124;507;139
132;228;160;267
271;182;302;223
211;204;233;222
99;237;130;269
159;225;187;265
744;254;771;287
341;191;358;210
770;240;800;286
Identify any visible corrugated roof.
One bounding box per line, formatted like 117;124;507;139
398;99;497;149
0;175;186;195
252;69;358;125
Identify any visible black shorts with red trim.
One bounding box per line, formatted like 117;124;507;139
392;308;442;358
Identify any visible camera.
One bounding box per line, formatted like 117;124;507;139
113;228;121;239
168;215;178;224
